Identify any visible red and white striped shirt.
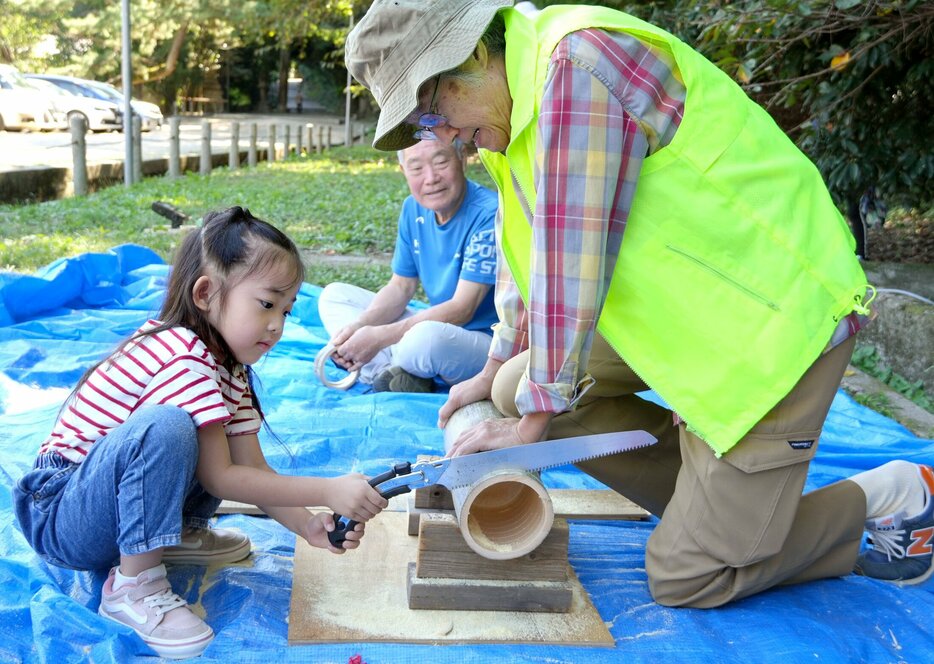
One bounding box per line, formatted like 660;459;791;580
39;320;261;463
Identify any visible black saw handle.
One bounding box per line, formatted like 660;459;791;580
328;462;412;546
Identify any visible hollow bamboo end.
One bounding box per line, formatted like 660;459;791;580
458;470;554;560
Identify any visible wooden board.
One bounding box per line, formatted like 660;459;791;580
411;488;648;520
414;483;454;509
407;563;573;612
216;499;264;515
551;489;649;520
288;511;614;646
220;489;649;520
406;489;650;535
217;494;411;516
416;514;570;582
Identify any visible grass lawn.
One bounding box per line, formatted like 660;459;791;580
0;145;495;292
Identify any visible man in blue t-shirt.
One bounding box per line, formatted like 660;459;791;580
318;139;498;392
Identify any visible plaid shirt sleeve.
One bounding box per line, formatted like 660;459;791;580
489;203;530;360
514;29;684;416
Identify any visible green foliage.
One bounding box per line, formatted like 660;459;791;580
4;1;355;110
851;344;933;412
0;146;408;273
622;0;934;210
0;0;70;66
464;155;496;191
294;62;343;113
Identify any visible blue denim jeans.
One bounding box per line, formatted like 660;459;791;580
14;405;220;571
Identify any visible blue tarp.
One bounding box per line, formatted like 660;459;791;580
0;245;931;663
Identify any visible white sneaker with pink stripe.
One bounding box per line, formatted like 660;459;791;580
98;564;213;659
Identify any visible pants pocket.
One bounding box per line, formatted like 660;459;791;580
16;464;78;510
13;464;76;563
720;429;820;473
678;428;820;566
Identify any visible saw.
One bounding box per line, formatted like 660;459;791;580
328;429;656;545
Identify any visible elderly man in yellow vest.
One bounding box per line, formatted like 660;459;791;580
346;0;934;607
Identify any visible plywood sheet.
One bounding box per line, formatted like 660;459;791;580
288;511;614;646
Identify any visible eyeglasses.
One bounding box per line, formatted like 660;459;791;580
411;75;447;140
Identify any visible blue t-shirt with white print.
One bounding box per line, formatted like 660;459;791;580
391;179;498;334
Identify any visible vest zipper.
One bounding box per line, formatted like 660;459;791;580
666;244;780;311
510;170;535;221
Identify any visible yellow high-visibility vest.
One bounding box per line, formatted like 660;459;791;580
481;5;869;454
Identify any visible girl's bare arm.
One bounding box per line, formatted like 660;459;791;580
195;423;385;523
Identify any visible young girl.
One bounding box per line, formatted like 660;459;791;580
13;206;387;659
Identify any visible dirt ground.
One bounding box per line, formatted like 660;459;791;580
862;210;932;264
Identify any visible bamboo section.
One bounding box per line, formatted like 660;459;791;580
442;401;554;560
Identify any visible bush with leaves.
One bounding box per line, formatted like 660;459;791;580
619;0;933;214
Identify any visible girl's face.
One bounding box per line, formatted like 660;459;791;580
196;260;301;365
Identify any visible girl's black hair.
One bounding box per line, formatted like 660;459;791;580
64;206;305;424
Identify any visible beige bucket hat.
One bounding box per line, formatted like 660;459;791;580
346;0;513;152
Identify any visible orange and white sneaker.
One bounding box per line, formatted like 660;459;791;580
98;564;213;659
855;464;934;586
162;527;251;566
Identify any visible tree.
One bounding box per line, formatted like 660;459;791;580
2;1;359;112
0;0;70;66
618;0;933;213
232;1;354;112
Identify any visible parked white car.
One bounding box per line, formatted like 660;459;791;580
28;74;162;132
25;77;121;132
0;64;62;131
84;80;163;131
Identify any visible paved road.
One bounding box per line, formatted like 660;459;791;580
0;112;347;172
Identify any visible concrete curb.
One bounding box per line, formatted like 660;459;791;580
841;364;934;439
0;111;355;204
0;150;273;203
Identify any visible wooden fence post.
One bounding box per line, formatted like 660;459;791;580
69;114;88;196
268;124;277;163
200;119;212;176
296;123;303;155
168;117;181;179
316;125;323;154
229;121;240;170
326;126;332;151
132;116;143;183
305;124;314;155
283;124;291;158
248;123;258;167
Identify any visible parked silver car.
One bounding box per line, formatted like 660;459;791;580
84;80;163;131
25;77;121;132
28;74;162;132
0;64;62;132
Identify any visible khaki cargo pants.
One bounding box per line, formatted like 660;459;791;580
491;334;866;608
